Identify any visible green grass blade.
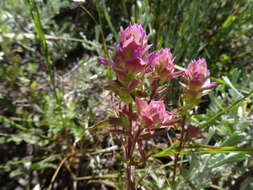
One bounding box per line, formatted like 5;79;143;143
101;0;118;41
24;0;53;81
25;0;65;127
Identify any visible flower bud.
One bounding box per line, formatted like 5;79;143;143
113;24;151;74
98;24;151;90
148;48;182;82
119;24;148;51
183;59;218;107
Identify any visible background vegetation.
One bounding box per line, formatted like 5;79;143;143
0;0;253;189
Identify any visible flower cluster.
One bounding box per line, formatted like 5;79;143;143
98;23;218;135
98;24;218;177
136;97;178;130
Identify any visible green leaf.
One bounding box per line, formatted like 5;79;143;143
7;131;41;145
210;153;247;168
70;119;88;143
0;115;27;131
220;133;247;146
118;90;133;104
31;155;59;170
201;89;253;128
9;168;25;178
154;141;181;157
90;118;124;130
222;76;243;98
222;15;236;29
197;146;253;154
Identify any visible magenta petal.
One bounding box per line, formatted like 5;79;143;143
147;51;157;62
145;66;153;73
133;47;143;57
122;40;140;57
120;24;147;46
201;82;218;90
143;44;152;54
98;57;113;66
122;36;140;49
185;58;210;83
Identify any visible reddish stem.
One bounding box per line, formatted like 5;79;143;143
172;115;186;183
149;79;160;103
126;103;136;190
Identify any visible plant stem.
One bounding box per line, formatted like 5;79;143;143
149;79;160;103
172;115;187;184
126;162;135;190
126;103;135;190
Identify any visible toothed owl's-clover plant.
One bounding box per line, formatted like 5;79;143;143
98;24;218;189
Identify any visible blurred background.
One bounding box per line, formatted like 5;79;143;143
0;0;253;189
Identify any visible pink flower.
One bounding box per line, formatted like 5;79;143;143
98;57;113;66
183;59;218;107
98;24;151;86
135;97;178;129
184;59;208;85
112;24;151;74
119;24;149;52
148;48;182;81
184;59;218;91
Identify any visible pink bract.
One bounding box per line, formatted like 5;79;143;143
183;59;218;107
184;59;218;91
184;59;209;86
148;48;182;81
119;24;148;49
99;24;151;83
135;97;175;129
113;24;151;73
